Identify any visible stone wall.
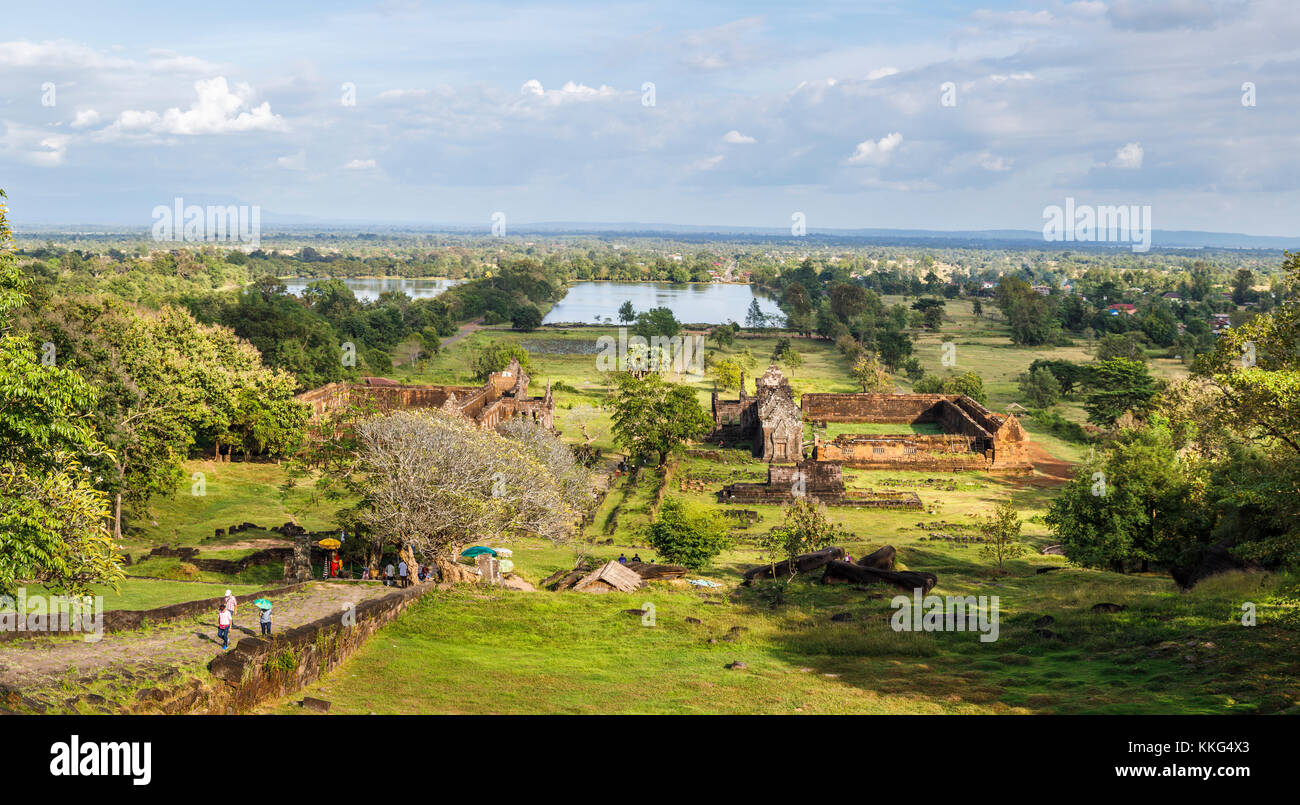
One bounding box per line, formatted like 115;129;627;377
801;392;1032;474
0;583;306;643
801;393;952;424
296;358;555;431
197;584;429;714
718;460;923;508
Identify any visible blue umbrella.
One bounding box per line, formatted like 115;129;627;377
459;546;498;558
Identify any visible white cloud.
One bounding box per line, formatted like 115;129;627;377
277;150;306;170
378;88;429;100
0;123;70;166
518;79;620;104
989;72;1034;82
865;66;899;80
692;154;725;170
70;109;100;129
722;130;756;144
1111;142;1144;169
0;39;125;69
108;77;286;136
847;132;903;165
344;158;377;170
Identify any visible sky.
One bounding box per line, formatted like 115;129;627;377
0;0;1297;234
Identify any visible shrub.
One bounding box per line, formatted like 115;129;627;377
643;497;731;570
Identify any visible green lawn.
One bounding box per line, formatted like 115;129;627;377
266;561;1300;714
19;578;263;612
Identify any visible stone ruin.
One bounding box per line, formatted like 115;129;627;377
709;364;803;462
295;357;555;432
718;460;922;509
709;365;1031;475
802;392;1032;474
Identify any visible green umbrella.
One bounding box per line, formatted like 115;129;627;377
253;598;273;610
459;546;497;558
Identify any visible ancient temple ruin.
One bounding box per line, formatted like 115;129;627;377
718;460;922;508
296;358;555;431
802;392;1031;474
709;364;804;462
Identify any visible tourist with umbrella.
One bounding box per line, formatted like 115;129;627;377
254;598;273;636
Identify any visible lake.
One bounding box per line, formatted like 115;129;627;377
542;281;784;325
282;277;461;303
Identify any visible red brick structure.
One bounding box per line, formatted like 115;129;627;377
802;392;1031;474
709;364;803;462
718;460;922;508
296;358;555;431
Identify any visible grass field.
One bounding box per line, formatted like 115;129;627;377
17;578;264;612
97;290;1299;715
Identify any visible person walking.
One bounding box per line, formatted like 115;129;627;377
384;562;395;587
398;559;408;588
259;603;272;636
223;589;237;629
217;604;232;650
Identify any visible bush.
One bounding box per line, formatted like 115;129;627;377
643;497;731;570
1028;408;1093;444
510;304;543;331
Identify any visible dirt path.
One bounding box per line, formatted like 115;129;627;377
441;316;485;348
1021;440;1075;487
0;581;393;707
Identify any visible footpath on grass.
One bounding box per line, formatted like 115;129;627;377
0;580;395;714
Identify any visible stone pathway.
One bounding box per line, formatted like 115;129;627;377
0;581;394;711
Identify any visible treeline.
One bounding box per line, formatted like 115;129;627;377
1045;252;1300;582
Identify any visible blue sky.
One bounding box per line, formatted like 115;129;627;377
1;0;1296;233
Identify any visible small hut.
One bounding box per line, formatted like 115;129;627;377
573;561;644;594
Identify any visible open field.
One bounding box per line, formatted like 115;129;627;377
35;289;1292;717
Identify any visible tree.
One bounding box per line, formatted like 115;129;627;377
30;298;304;538
470;342;532;381
1095;332;1148;363
758;498;848;579
510;303;543;331
745;299;770;329
0;189;123;596
709;358;743;391
618;300;636;323
912;370;986;403
971;298;983;318
710;322;736;349
851;352;893;392
996;275;1058;345
609;373;712;466
829;282;867;321
1231;268;1254;306
772;338;802;369
351;409;591;579
1017;367;1062;408
1084;357;1159;427
643;497;731;570
1027;358;1088;396
1193;252;1300;456
632;306;681;340
980;500;1025;572
911;297;945;330
1045;420;1197;572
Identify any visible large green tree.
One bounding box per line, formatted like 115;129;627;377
609;373;712;466
0;190;122;595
